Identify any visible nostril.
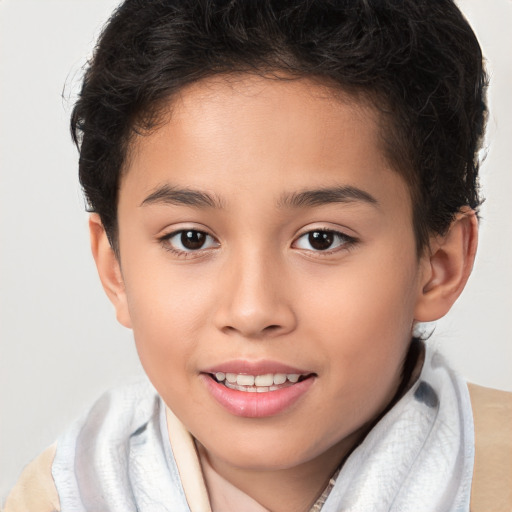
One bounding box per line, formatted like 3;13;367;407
263;325;281;332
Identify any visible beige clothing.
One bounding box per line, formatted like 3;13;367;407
468;384;512;511
4;383;511;512
3;443;59;512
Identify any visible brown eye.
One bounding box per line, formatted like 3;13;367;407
162;229;219;253
308;231;334;251
293;229;355;253
181;230;207;250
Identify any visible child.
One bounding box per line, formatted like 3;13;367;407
4;0;511;511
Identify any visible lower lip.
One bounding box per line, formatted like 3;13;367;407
201;374;315;418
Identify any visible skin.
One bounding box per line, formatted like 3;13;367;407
91;75;478;512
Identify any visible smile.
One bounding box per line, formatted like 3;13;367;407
201;364;316;418
212;372;308;392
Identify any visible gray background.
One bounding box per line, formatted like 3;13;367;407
1;0;511;500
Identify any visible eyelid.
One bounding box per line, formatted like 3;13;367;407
292;227;358;254
158;227;220;257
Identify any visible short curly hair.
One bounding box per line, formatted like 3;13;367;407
71;0;487;254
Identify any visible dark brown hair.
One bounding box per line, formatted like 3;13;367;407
71;0;487;254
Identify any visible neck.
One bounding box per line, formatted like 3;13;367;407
197;341;425;512
197;427;366;512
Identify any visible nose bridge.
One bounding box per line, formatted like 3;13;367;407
215;244;295;338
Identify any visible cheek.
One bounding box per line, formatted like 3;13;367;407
300;252;419;382
303;256;418;331
121;258;217;376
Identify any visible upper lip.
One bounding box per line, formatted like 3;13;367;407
202;360;313;376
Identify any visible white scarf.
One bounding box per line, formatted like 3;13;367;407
321;347;474;511
52;345;474;511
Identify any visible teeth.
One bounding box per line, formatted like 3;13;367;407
213;372;306;387
254;374;273;387
273;373;287;385
236;374;255;386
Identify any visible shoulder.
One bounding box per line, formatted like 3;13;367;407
3;380;158;512
3;444;60;512
468;383;512;512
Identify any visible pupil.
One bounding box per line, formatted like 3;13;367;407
181;230;206;250
309;231;333;250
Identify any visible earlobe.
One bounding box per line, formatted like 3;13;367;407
414;209;478;322
89;214;132;328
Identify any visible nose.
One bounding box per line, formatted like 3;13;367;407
213;250;297;339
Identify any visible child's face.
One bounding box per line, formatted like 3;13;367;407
113;75;428;473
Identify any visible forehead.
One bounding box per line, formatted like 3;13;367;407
122;74;409;212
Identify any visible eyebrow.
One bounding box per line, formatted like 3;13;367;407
140;184;378;210
278;186;378;209
140;184;224;209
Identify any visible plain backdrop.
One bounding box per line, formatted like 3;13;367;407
1;0;511;500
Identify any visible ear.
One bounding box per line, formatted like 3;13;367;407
414;209;478;322
89;214;132;328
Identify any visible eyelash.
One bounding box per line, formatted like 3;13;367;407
292;228;358;255
159;229;219;258
158;228;357;258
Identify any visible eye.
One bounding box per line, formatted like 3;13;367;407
161;229;219;253
293;229;355;252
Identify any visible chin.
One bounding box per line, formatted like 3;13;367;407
207;430;331;472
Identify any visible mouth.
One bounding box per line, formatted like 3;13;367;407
208;371;313;393
201;364;317;417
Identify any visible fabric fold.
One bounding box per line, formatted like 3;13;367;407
52;345;474;511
